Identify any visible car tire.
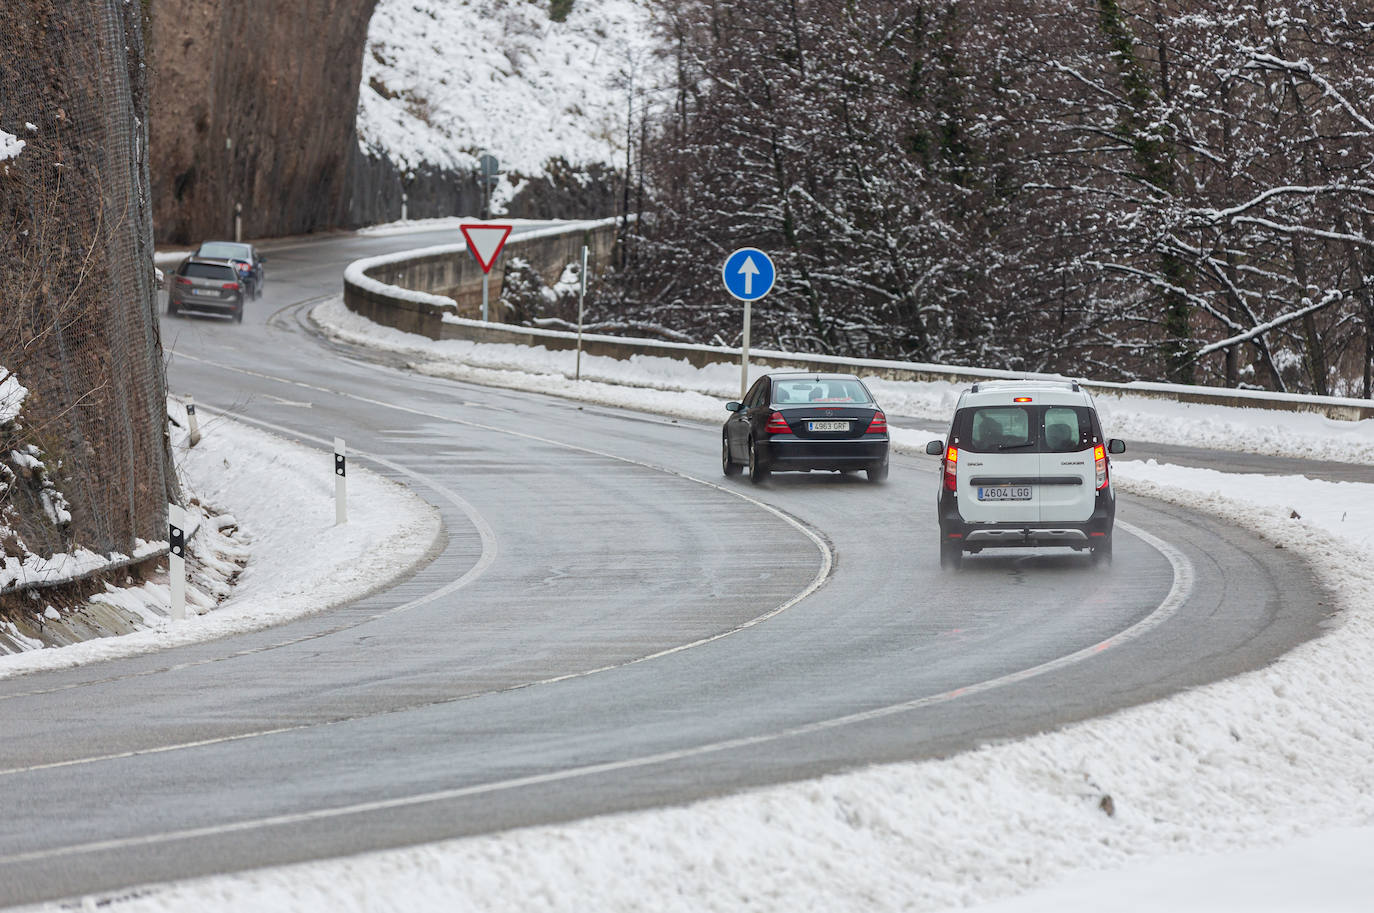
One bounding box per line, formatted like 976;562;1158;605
1091;534;1113;565
166;299;179;316
940;536;963;570
747;437;770;484
866;458;889;483
233;301;244;324
722;434;741;477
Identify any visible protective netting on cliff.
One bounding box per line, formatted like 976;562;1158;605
0;1;175;561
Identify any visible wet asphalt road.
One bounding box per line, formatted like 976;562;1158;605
0;226;1334;907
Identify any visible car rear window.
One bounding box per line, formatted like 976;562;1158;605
197;242;250;260
772;379;872;405
181;262;237;280
955;405;1098;453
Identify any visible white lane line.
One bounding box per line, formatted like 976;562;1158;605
0;356;833;776
0;519;1193;868
0;490;1191;868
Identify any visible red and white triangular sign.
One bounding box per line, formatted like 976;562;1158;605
460;224;513;274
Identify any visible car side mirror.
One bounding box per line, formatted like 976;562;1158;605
925;440;944;455
726;402;742;412
1108;439;1126;454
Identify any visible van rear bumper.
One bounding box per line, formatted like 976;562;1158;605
939;488;1115;550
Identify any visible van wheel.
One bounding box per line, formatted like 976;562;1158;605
1091;535;1113;565
940;537;962;570
747;438;770;484
722;434;741;477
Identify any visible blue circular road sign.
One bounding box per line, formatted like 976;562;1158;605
722;248;776;301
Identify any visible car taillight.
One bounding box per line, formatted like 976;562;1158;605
765;411;791;435
1094;443;1108;490
943;445;958;492
865;411;888;434
222;282;240;290
175;276;192;285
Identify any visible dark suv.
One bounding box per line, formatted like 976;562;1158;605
167;257;246;322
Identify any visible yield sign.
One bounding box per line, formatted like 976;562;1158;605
460;224;513;274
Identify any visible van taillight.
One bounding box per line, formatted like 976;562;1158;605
1094;444;1108;490
765;412;791;434
865;411;888;434
943;445;958;492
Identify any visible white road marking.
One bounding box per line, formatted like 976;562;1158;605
0;520;1191;868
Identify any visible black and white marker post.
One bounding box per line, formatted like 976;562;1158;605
334;437;347;525
168;503;186;621
186;395;201;447
575;243;588;381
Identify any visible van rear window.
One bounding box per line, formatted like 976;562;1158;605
955;405;1097;453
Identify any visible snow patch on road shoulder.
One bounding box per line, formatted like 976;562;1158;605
0;401;441;679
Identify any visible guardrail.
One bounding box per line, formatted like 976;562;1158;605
342;222;1374;423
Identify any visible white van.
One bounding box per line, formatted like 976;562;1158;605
926;380;1125;568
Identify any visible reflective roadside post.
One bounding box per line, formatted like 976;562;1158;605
168;503;186;621
334;437;347;526
721;248;777;401
576;243;588;381
186;395;201;447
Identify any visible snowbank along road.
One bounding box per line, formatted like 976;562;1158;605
0;223;1330;907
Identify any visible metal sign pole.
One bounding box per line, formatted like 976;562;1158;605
576;244;588;381
481;272;490;322
722;247;775;402
740;297;752;402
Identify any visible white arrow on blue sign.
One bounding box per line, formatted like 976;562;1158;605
722;247;776;301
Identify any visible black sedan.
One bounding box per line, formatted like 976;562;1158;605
723;372;890;484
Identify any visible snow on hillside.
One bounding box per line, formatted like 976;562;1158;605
358;0;659;181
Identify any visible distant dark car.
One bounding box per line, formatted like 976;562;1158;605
194;240;264;298
723;372;890;484
167;257;245;322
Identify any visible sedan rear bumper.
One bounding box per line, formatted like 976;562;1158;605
762;436;889;471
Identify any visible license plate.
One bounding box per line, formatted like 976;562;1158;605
978;485;1032;501
808;421;849;432
192;289;216;296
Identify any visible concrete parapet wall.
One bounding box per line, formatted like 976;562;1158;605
343;218;620;337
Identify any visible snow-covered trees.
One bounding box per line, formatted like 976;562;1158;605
609;0;1374;395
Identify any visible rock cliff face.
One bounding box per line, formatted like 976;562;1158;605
1;0;174;558
148;0;377;243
